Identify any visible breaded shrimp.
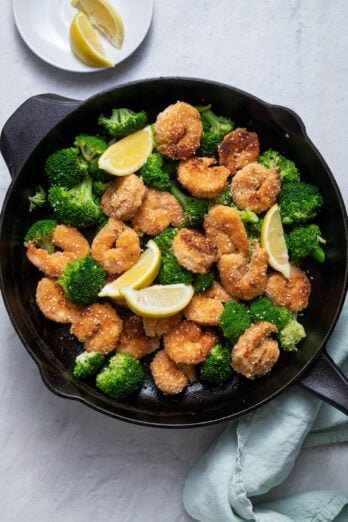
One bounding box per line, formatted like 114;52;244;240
155;101;203;160
231;162;281;213
204;205;249;257
177;157;230;198
26;224;90;277
91;218;140;275
143;313;182;337
173;228;217;274
177;363;197;383
101;174;147;221
218;240;268;300
164;320;217;364
70;302;122;355
132;189;184;236
232;322;279;379
150;350;189;395
116;316;159;359
265;265;311;312
184;281;232;326
218;127;260;175
36;278;81;324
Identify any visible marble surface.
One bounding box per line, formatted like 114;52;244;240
0;1;347;521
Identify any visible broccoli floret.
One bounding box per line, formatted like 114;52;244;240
96;353;144;400
193;273;214;294
153;227;178;254
98;108;148;138
278;181;323;225
24;219;57;253
139;152;171;191
48;175;104;228
209;187;233;207
170;184;209;228
198;107;234;157
154;228;195;285
88;158;111;182
219;301;252;344
73;351;105;379
249;296;292;331
259;149;300;183
45;147;88;188
279;319;306;351
286;224;326;264
200;344;232;383
28;186;46;212
58;254;106;305
74;134;108;161
92;180;109;197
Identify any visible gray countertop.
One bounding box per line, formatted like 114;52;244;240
0;1;347;520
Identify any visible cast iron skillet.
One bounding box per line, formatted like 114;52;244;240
1;78;347;428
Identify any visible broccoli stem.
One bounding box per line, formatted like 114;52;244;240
170;184;187;207
311;245;325;263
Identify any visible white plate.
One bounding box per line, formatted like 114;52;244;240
13;0;153;72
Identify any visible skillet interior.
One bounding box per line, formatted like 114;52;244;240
1;78;347;427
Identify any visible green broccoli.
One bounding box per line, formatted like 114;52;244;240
74;134;108;161
92;180;109;197
198;107;234;157
279;319;306;351
48;175;104;228
154;228;194;285
286;224;326;264
193;272;215;294
45;147;88;188
139;152;172;191
170;184;209;228
249;296;292;331
58;254;106;305
73;351;105;379
88;157;111;182
24;219;57;253
98;108;148;138
219;301;252;344
28;186;46;212
209;187;233;207
258;149;300;183
96;353;144;400
278;181;323;225
200;344;232;383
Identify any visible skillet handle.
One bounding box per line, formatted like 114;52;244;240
0;94;81;179
299;350;348;415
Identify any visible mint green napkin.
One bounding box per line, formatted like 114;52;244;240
183;300;348;522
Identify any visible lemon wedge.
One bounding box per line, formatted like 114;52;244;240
71;0;124;49
98;240;161;300
120;284;194;318
98;126;153;176
69;12;114;68
261;203;291;278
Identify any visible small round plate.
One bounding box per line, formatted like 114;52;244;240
13;0;153;72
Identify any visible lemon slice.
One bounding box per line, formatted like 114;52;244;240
70;12;114;68
98;126;153;175
120;284;194;318
71;0;124;49
261;203;291;278
98;240;161;300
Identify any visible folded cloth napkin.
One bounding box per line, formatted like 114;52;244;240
183;299;348;522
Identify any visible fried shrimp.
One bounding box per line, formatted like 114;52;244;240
184;281;232;326
132;189;184;236
232;322;279;379
101;174;147;221
143;313;182;337
265;265;311;312
70;302;122;355
218;240;268;300
150;350;189;395
155;101;203;160
177;157;230;198
36;278;81;324
26;224;90;277
218;128;260;175
116;316;159;359
173;228;217;274
164;320;217;364
204;205;249;257
231;162;281;213
91;218;140;275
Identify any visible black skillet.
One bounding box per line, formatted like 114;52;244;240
1;78;347;427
